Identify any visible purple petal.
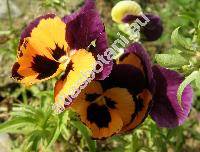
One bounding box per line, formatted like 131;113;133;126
141;14;163;41
122;14;138;23
122;14;163;41
91;32;113;80
150;65;193;128
122;43;155;93
62;0;95;24
65;10;104;50
19;13;56;49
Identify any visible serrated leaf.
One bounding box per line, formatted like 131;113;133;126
177;71;199;106
72;121;96;152
155;54;188;68
171;27;191;50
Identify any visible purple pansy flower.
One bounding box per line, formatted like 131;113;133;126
70;42;193;139
111;0;163;41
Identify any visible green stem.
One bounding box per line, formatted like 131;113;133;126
22;87;28;105
6;0;13;30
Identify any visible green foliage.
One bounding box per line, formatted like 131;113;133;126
155;24;200;106
0;103;63;151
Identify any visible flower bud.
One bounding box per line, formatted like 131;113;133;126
111;1;142;23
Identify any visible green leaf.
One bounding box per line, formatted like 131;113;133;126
195;69;200;89
0;117;35;133
177;71;199;106
155;54;188;68
46;120;60;148
171;27;191;50
196;21;200;45
72;121;96;152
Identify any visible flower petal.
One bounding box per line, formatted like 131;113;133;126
101;64;147;95
62;0;95;24
19;13;56;49
150;65;193;128
120;43;155;93
111;0;142;23
13;16;69;85
63;0;104;50
71;81;123;139
122;14;163;41
90;32;113;80
120;89;152;133
54;49;96;107
63;0;112;80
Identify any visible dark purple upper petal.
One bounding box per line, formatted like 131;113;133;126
65;9;105;50
63;0;112;80
62;0;95;24
19;13;56;49
122;14;163;41
150;65;193;128
122;43;155;93
91;32;113;80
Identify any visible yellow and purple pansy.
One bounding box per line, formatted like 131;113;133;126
12;0;112;106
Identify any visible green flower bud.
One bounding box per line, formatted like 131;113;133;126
111;0;143;23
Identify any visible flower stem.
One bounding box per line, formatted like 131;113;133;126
6;0;13;31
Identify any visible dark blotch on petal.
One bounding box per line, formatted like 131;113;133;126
150;65;193;128
134;95;144;113
87;103;111;128
60;61;73;81
12;62;24;80
85;93;101;102
31;55;59;80
50;43;66;61
129;95;145;123
104;97;116;109
101;64;147;95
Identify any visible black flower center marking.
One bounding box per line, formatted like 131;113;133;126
85;93;101;102
31;55;59;80
104;96;116;109
50;43;66;61
129;95;145;122
134;95;144;113
87;103;111;128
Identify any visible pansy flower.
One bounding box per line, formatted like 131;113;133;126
111;0;163;41
70;43;193;139
12;0;112;106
